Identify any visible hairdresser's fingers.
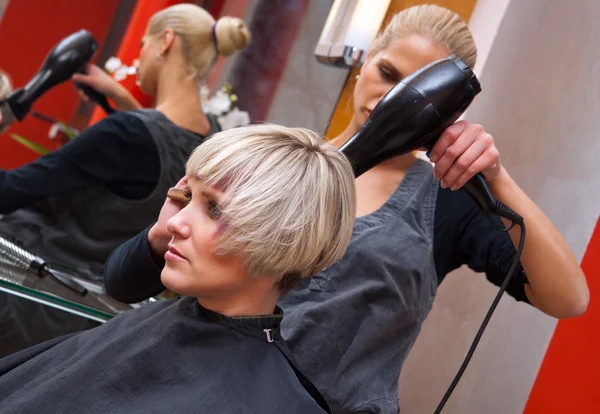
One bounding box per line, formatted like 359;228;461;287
451;145;500;190
71;73;93;87
439;137;488;189
86;64;104;75
71;73;85;82
432;122;479;180
428;120;468;164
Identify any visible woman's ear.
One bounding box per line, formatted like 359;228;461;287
160;28;176;55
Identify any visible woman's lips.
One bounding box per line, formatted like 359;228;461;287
165;244;187;262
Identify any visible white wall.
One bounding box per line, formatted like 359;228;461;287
468;0;511;77
399;0;600;412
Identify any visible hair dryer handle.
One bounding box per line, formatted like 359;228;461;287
461;173;497;215
74;80;115;115
41;264;88;296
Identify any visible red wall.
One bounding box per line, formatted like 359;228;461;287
524;217;600;413
0;0;120;169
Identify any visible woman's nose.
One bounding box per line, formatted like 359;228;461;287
166;210;192;239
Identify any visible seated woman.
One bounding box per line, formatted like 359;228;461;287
0;124;355;413
0;4;249;281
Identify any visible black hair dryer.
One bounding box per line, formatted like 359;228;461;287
340;55;497;215
0;29;111;127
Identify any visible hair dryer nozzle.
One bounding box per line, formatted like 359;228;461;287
450;54;481;93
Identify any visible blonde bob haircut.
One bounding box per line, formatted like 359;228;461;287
186;124;356;292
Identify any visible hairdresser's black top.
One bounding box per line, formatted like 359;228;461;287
0;296;330;413
0;111;189;214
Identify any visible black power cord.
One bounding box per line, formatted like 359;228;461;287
434;202;525;414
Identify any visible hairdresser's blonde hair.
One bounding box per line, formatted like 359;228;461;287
186;124;356;292
0;70;12;100
147;4;250;81
371;4;477;68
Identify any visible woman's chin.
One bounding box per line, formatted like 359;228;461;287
160;267;183;294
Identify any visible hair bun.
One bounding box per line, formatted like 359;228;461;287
214;17;251;57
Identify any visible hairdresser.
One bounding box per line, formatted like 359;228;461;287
105;5;587;413
0;4;249;356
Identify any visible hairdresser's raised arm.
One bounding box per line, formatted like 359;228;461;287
0;114;138;214
72;64;143;112
428;120;589;319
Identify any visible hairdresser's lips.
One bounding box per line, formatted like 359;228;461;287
165;244;187;262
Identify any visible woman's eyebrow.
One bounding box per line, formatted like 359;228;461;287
200;189;221;201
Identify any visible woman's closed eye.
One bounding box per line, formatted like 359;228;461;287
378;64;401;83
207;201;222;219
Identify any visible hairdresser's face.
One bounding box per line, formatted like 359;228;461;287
353;34;450;128
136;33;162;96
161;177;252;299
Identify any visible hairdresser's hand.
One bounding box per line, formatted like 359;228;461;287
0;111;10;134
72;64;142;111
72;64;121;101
147;176;188;263
427;120;502;190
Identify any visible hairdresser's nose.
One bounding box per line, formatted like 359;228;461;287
166;209;192;239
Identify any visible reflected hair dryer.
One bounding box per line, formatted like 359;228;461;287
340;55;515;219
0;29;113;126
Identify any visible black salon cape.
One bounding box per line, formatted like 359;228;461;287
0;297;329;414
